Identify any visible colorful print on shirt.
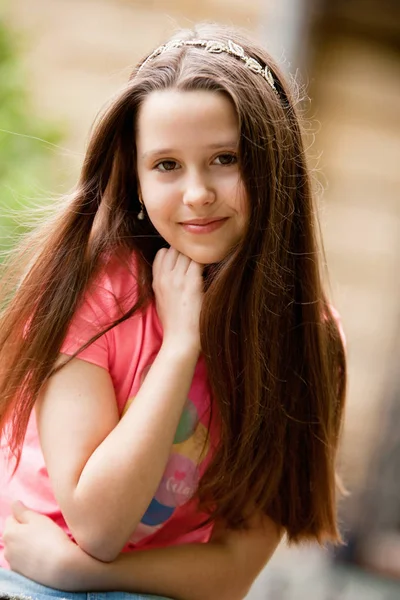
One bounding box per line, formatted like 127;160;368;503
122;364;210;544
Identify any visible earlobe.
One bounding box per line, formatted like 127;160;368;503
137;190;146;221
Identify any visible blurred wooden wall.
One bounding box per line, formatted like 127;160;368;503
3;0;400;513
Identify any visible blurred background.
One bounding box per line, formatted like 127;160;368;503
1;0;399;598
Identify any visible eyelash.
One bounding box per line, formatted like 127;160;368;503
154;153;238;172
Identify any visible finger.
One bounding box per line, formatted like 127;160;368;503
12;500;31;524
153;248;167;271
3;515;18;535
175;252;191;273
163;247;179;271
187;259;204;276
152;248;167;281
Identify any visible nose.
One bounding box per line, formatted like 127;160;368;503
182;173;216;207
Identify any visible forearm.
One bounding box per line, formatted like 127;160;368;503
54;514;281;600
61;542;249;600
70;342;198;560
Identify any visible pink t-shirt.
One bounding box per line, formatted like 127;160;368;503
0;253;218;568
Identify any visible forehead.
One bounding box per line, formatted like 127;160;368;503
136;90;239;151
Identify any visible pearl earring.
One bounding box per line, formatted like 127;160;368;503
137;193;145;221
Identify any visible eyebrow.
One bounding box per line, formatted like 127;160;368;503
141;141;238;161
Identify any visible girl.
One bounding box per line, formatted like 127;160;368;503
0;22;346;600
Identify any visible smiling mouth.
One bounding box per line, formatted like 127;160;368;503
180;217;227;226
180;218;228;234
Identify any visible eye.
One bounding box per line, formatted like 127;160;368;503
154;160;179;172
214;153;238;166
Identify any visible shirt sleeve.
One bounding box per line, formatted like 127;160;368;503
60;255;139;371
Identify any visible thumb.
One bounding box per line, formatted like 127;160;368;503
11;500;32;524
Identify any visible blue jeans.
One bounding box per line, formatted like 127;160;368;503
0;569;172;600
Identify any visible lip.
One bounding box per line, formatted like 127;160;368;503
181;217;226;225
180;217;228;234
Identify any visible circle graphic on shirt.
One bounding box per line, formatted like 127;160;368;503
126;362;211;544
131;402;210;542
174;398;199;444
141;497;176;526
155;449;201;508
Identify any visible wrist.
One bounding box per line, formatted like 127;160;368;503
43;540;79;591
56;541;110;591
160;337;200;361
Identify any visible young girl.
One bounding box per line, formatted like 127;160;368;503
0;22;346;600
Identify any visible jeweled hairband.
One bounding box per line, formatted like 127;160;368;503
138;39;279;96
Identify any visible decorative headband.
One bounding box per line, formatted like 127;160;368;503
139;39;279;96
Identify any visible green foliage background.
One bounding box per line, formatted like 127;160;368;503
0;16;61;252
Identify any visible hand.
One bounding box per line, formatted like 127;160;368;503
3;501;76;589
153;247;203;351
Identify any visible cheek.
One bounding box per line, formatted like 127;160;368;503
221;175;248;215
144;199;179;243
233;183;249;222
142;187;175;223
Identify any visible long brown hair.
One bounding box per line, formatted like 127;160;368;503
0;23;346;544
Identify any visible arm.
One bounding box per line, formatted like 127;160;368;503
4;505;282;600
37;249;203;562
76;512;282;600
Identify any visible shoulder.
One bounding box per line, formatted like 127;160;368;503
86;250;145;318
61;250;148;358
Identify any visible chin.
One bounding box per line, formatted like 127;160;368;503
183;247;231;265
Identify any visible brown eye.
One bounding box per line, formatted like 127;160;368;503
214;154;238;166
155;160;179;172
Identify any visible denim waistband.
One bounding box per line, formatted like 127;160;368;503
0;568;171;600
